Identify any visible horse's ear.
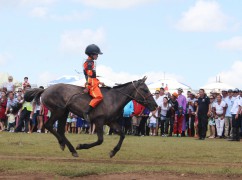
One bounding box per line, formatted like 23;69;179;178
141;76;147;83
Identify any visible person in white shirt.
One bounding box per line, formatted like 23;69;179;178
157;87;167;105
148;109;158;136
159;97;171;137
224;89;235;138
3;76;15;93
229;88;242;141
212;94;226;138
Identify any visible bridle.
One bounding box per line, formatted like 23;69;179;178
116;81;153;105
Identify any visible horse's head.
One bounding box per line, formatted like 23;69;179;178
132;76;158;111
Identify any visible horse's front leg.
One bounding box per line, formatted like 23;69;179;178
76;123;103;150
109;122;125;158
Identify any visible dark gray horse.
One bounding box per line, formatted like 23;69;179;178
12;77;157;158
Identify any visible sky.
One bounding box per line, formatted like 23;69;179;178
0;0;242;89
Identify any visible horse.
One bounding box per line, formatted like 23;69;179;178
12;76;157;158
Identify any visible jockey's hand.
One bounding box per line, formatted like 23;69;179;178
83;88;89;94
100;82;105;87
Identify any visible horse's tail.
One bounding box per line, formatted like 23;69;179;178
24;88;45;102
11;88;45;115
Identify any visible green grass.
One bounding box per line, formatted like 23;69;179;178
0;132;242;177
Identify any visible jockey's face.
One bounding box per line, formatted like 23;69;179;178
93;54;98;60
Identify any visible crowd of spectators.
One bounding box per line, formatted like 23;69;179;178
1;75;242;142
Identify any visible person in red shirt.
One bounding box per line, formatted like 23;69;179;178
173;106;184;137
0;91;7;131
22;77;30;90
83;44;104;118
131;100;145;135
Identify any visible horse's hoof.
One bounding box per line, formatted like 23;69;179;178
72;152;79;157
60;145;65;151
76;144;83;150
109;151;115;158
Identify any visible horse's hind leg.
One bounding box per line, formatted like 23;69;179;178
44;111;78;157
57;115;79;157
109;122;125;158
76;121;103;150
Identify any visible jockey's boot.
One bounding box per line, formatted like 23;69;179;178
84;105;94;121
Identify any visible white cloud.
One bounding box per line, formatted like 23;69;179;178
60;28;106;53
50;11;91;22
176;0;229;32
30;7;48;18
217;36;242;51
73;0;156;9
97;65;185;85
207;61;242;89
37;72;58;86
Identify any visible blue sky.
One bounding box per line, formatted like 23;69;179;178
0;0;242;89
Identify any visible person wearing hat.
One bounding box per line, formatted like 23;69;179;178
224;89;235;138
229;88;242;141
221;89;228;100
3;76;15;93
196;89;210;140
166;92;179;136
177;88;187;136
83;44;105;118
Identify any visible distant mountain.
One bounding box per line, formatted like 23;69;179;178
48;75;80;86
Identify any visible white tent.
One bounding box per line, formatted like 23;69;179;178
201;82;235;93
148;78;191;93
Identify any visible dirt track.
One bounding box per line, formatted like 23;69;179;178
0;172;241;180
0;155;242;180
0;155;242;168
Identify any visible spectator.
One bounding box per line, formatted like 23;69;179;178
71;114;77;133
186;91;191;99
66;113;72;133
131;100;145;135
159;97;171;137
22;77;30;90
177;88;187;136
16;88;23;98
138;107;150;136
229;88;242;141
0;90;7;131
2;76;15;93
224;89;235;138
167;92;179;136
208;95;216;138
194;101;199;138
196;89;210;140
31;97;41;133
213;94;226;138
148;109;158;136
76;117;84;134
221;89;228;100
157;88;167;107
15;86;33;133
186;100;195;137
123;101;134;134
173;106;184;137
6;108;15;132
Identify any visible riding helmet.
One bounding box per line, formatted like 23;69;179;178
85;44;103;56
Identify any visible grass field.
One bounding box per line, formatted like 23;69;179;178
0;132;242;179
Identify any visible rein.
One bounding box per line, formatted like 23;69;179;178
115;81;152;104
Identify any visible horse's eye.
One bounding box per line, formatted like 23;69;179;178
141;88;149;93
